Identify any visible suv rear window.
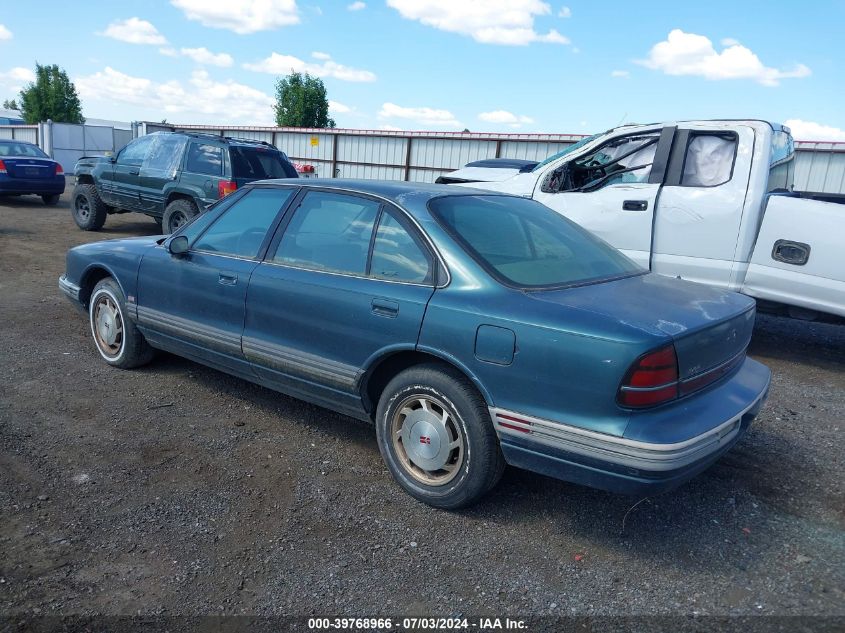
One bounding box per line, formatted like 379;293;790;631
230;146;297;180
430;195;642;289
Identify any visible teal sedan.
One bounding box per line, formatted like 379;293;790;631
60;180;770;508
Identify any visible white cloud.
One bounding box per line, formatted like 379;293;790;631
180;47;234;67
784;119;845;142
386;0;570;46
311;51;331;60
610;69;630;78
380;124;403;131
478;110;534;128
101;17;167;45
638;29;811;87
558;6;571;17
0;66;35;92
0;24;12;40
76;66;275;125
348;1;366;10
171;0;299;34
329;100;352;113
720;37;741;47
244;52;376;82
379;102;461;128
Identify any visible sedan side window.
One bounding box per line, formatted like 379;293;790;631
273;191;379;275
117;136;154;166
370;209;432;284
192;188;293;259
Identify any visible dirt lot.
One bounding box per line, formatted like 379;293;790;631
1;184;843;621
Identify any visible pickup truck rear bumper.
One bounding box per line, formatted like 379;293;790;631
493;357;771;495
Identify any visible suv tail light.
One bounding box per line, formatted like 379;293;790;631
0;159;6;174
55;163;64;175
218;180;237;198
617;344;679;408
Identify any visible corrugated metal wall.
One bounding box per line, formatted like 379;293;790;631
136;122;845;195
0;125;39;144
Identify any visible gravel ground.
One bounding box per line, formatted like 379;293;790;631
0;185;843;621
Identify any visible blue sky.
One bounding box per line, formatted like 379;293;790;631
1;0;844;140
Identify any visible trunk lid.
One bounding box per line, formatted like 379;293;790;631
3;158;56;179
528;272;756;381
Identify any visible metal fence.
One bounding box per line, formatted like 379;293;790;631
50;123;133;174
0;124;40;145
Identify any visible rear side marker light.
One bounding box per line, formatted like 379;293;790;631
618;344;680;408
218;180;237;197
0;159;6;174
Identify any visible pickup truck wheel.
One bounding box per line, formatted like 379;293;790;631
89;278;154;369
375;363;505;509
163;199;199;234
72;183;108;231
41;193;61;206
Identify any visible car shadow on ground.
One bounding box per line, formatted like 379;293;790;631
0;194;66;209
749;314;845;371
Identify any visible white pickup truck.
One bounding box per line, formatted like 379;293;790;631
439;120;844;321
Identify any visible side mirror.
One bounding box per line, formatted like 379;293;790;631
168;235;189;256
108;155;116;163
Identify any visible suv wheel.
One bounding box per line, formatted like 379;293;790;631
72;183;108;231
163;199;199;234
375;363;505;509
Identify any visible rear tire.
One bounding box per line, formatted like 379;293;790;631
42;193;61;206
72;183;108;231
89;277;154;369
162;199;199;234
375;363;505;509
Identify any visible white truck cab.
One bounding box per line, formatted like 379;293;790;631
441;120;844;321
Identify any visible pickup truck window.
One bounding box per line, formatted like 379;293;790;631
768;130;795;191
680;134;737;187
430;195;642;289
550;134;659;192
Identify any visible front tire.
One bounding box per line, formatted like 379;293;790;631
162;199;199;234
42;193;61;206
89;278;154;369
375;363;505;509
72;183;108;231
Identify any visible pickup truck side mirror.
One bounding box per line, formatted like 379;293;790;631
168;235;189;256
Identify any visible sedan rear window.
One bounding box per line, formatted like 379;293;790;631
0;142;49;158
230;147;297;179
429;195;642;289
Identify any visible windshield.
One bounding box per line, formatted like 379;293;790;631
430;195;642;289
531;134;599;172
0;142;49;158
230;146;297;179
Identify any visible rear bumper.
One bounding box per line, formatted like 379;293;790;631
0;176;65;195
494;357;771;495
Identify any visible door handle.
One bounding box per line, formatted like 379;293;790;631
371;298;399;318
218;272;238;286
129;169;140;175
622;200;648;211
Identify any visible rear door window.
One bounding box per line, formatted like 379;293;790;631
370;209;432;283
680;133;738;187
185;143;224;176
272;191;379;275
231;147;296;179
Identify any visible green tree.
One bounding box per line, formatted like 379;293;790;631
273;72;335;128
2;99;18;110
18;63;84;124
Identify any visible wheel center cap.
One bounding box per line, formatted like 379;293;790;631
409;419;441;461
97;310;116;345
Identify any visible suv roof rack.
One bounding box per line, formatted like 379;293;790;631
173;130;277;148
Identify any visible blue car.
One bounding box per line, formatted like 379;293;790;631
0;139;65;205
59;180;770;508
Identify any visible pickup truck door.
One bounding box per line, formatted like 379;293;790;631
650;124;755;289
533;127;674;269
101;135;155;210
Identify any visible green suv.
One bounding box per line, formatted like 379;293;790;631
71;132;298;233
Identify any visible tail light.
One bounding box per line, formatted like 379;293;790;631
218;180;237;198
55;163;64;175
617;344;679;408
0;159;6;174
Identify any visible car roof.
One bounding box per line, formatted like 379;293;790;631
149;131;279;149
256;178;506;205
